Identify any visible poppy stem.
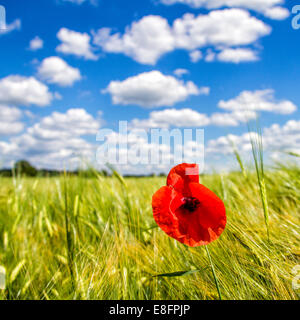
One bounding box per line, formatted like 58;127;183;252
205;245;222;300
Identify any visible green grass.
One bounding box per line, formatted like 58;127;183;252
0;164;299;300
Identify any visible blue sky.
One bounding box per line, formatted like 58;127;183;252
0;0;299;173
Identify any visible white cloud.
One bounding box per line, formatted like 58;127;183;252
130;89;296;129
0;105;24;136
93;9;271;65
131;108;256;129
208;89;297;126
92;16;175;65
172;10;270;49
0;108;101;169
131;108;211;129
263;6;289;20
206;119;300;159
217;48;258;63
38;56;82;87
34;108;100;137
160;0;289;20
103;71;208;108
61;0;98;5
219;89;297;114
210;110;257;126
0;19;21;36
29;36;43;51
189;50;202;63
205;49;216;62
210;113;239;127
62;0;86;3
173;68;189;77
0;75;53;107
263;120;300;153
206;132;252;155
56;28;98;60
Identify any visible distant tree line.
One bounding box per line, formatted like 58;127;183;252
0;160;166;178
0;160;109;177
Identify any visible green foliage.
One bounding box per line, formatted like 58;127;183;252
14;160;37;177
153;268;208;278
248;119;270;240
0;165;299;300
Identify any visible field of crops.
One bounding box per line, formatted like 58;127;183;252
0;163;299;300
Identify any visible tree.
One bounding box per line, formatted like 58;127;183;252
14;160;37;176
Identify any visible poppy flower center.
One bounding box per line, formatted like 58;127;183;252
181;197;200;212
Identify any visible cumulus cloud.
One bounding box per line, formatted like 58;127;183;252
209;89;297;126
103;71;209;108
61;0;87;3
206;131;252;155
130;89;296;129
38;56;82;87
93;9;271;65
263;120;300;154
0;108;101;169
131;108;256;129
210;110;257;126
56;28;98;60
92;16;174;65
189;50;202;63
29;36;43;51
160;0;289;20
173;68;190;77
0;19;21;36
217;48;258;63
206;119;300;159
61;0;98;5
205;49;216;62
173;68;189;77
0;105;24;136
33;108;100;137
0;75;53;107
263;6;289;20
173;10;270;48
131;108;211;129
218;89;297;114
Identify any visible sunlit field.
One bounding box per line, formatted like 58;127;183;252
0;162;299;300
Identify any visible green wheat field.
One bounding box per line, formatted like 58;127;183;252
0;158;299;301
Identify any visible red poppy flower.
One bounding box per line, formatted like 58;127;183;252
152;163;226;247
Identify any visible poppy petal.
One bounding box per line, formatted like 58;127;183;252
167;163;199;193
189;182;226;241
172;207;214;246
169;184;226;246
152;186;183;241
